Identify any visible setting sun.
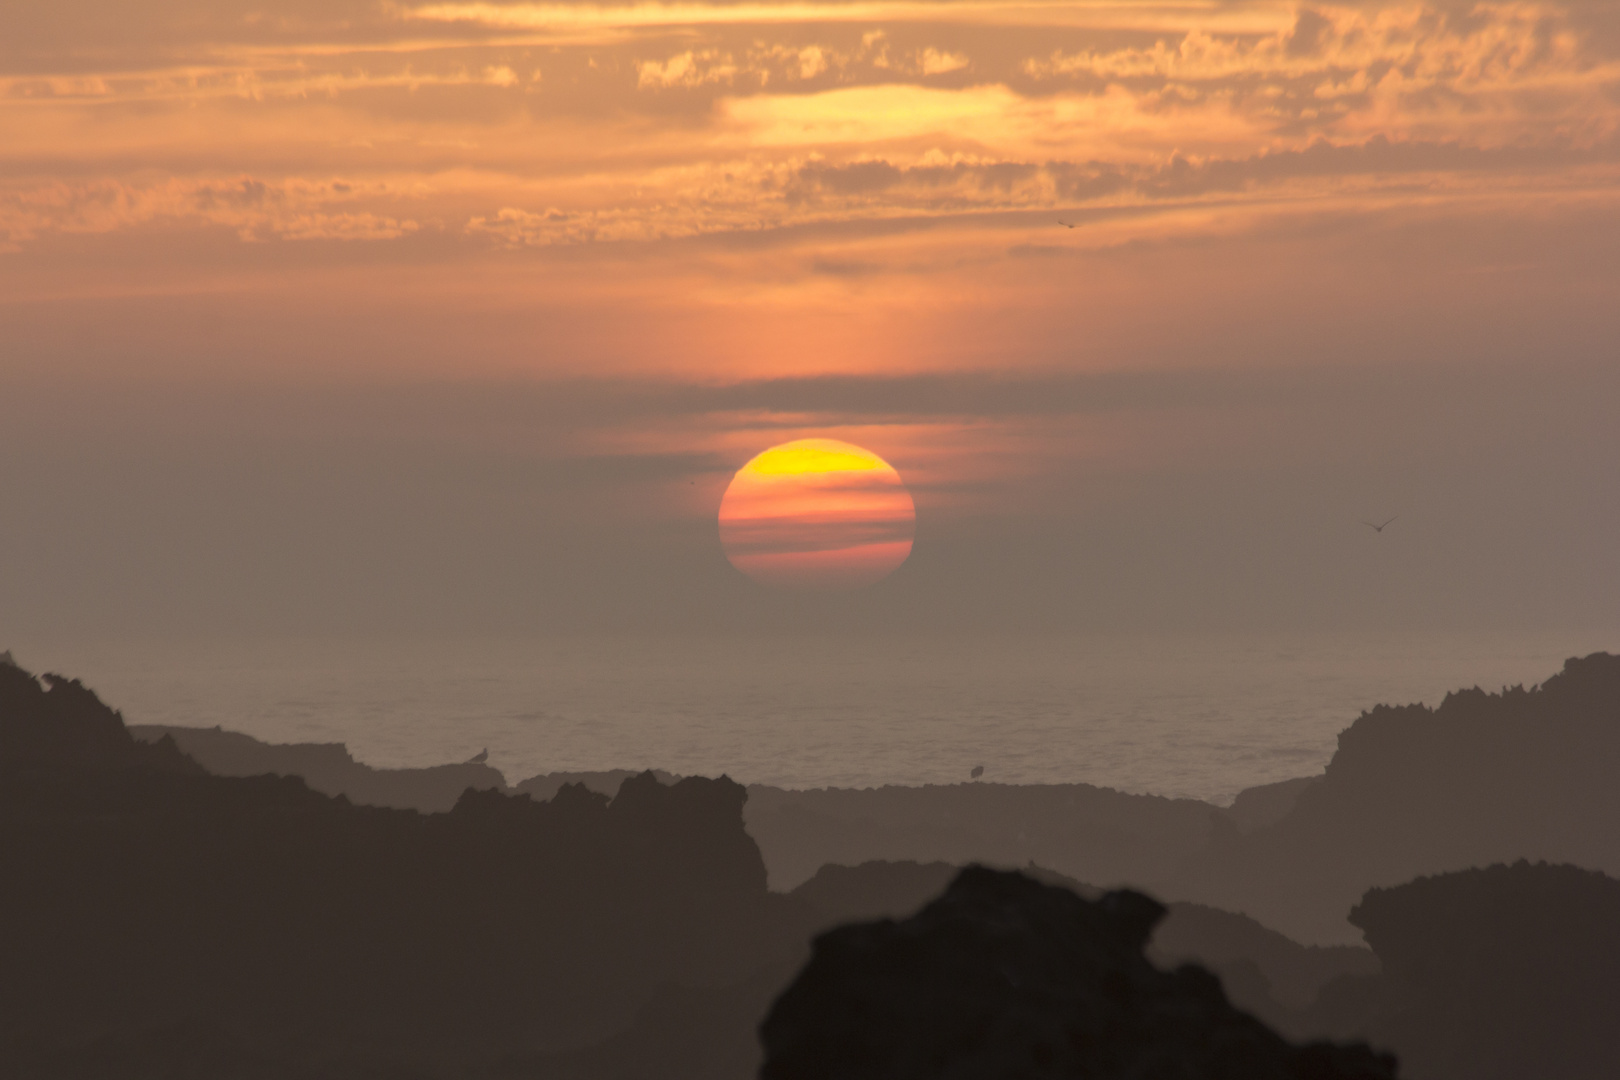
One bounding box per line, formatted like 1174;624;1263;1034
718;438;915;589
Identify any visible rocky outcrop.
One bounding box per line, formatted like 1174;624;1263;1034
1;660;810;1078
1171;653;1620;943
1148;900;1379;1029
745;780;1218;893
516;767;683;802
1224;775;1317;833
2;663;201;775
1339;861;1620;1080
788;859;1377;1033
760;865;1397;1080
789;859;964;927
130;723;508;812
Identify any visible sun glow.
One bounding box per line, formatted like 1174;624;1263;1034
719;438;915;589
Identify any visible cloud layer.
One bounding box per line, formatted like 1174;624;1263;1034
5;0;1617;257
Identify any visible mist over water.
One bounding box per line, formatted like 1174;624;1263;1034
26;629;1617;804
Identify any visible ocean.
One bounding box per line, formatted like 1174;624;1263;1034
18;630;1616;805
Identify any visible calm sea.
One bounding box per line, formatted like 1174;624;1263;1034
18;631;1616;805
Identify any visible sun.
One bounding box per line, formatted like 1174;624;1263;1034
718;438;916;589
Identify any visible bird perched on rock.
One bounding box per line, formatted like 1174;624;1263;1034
465;748;489;765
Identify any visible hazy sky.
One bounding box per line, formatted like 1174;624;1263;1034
2;0;1617;641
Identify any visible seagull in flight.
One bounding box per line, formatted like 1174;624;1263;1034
971;765;985;780
1363;516;1398;534
1056;220;1077;229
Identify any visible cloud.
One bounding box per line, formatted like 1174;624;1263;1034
3;0;1618;403
402;0;1288;34
917;47;968;74
637;50;739;89
0;176;418;244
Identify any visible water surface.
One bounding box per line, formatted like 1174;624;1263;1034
23;630;1615;804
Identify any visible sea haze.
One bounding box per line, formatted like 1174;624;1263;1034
26;629;1617;805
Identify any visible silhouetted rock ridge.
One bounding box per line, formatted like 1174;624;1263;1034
132;723;509;811
1172;652;1620;942
1;660;808;1077
1342;860;1620;1080
760;865;1397;1080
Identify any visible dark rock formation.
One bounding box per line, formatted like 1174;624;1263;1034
744;780;1217;893
788;859;1377;1034
1338;861;1620;1080
517;768;682;803
760;865;1398;1080
1148;901;1379;1029
124;723;1334;938
790;859;964;926
1224;775;1317;833
481;960;804;1080
2;666;202;775
1172;653;1620;943
130;723;508;812
18;651;1618;1080
127;728;685;815
0;660;811;1078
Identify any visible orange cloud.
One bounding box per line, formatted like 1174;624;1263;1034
2;0;1617;395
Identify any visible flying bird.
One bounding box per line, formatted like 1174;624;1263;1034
971;765;984;780
465;748;489;764
1056;220;1077;229
1363;516;1398;533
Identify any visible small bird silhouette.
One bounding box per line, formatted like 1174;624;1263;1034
1363;516;1398;534
971;765;984;780
1056;220;1077;229
465;748;489;765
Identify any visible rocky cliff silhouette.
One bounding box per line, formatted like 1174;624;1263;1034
744;780;1217;892
1170;652;1620;943
130;723;509;811
786;859;1379;1033
0;660;811;1078
518;768;682;802
131;731;1227;896
125;652;1620;947
1302;860;1620;1080
760;865;1397;1080
15;651;1620;1078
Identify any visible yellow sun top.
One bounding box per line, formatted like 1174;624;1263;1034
743;439;888;476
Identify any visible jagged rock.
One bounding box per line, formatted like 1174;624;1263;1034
760;865;1397;1080
1346;861;1620;1080
0;662;201;775
516;768;683;803
131;723;508;812
743;781;1216;893
1172;652;1620;944
0;670;810;1078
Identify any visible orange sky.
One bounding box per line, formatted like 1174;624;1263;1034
6;0;1617;365
2;0;1618;635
